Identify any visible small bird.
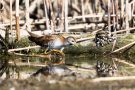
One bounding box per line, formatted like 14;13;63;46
27;30;76;56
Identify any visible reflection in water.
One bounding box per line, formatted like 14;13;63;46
0;54;20;79
96;60;117;77
65;54;135;76
65;54;113;66
18;54;135;76
0;53;135;79
1;54;135;89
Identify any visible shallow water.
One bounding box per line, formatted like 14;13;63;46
1;53;135;77
14;54;135;78
0;54;135;90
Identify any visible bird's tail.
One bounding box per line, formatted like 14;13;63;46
26;29;40;38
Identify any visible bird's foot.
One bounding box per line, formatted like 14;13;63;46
49;50;65;61
43;48;49;55
49;49;65;57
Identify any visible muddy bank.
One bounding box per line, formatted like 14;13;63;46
1;76;135;90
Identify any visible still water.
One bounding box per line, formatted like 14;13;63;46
17;54;135;77
0;54;135;90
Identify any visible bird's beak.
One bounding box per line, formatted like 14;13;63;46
73;43;78;47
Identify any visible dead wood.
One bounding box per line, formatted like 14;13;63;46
113;58;135;68
111;41;135;54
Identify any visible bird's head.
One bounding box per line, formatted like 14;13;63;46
66;36;76;45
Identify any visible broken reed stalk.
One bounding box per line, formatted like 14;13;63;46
126;0;129;34
81;0;85;22
115;0;118;29
15;0;20;41
59;0;64;32
10;0;12;31
25;0;31;31
112;0;115;29
8;46;41;52
64;0;68;32
48;0;55;31
44;0;50;30
114;58;135;67
111;27;135;34
111;39;116;52
111;41;135;54
122;43;135;53
108;0;111;34
121;0;124;29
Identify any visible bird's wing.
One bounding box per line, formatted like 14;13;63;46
57;35;66;44
32;35;56;46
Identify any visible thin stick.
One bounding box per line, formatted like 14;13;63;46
122;43;135;53
15;0;20;40
10;0;12;31
44;0;50;30
9;61;47;67
112;0;115;29
8;46;41;52
108;0;111;34
126;0;129;34
114;58;135;67
111;27;135;34
64;0;68;32
58;0;64;32
111;39;117;52
11;52;51;59
48;0;55;32
115;0;118;29
121;0;124;29
81;0;85;22
25;0;31;31
111;0;116;56
111;41;135;54
10;0;14;47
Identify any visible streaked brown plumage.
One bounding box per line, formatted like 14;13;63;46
27;30;76;55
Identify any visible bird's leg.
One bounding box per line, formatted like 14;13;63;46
44;47;49;54
49;49;65;57
46;49;65;64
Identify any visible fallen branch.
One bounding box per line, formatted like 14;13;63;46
76;37;93;43
122;43;135;53
111;41;135;54
113;58;135;68
8;46;41;52
111;27;135;34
